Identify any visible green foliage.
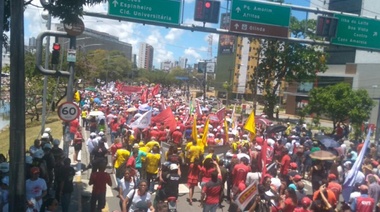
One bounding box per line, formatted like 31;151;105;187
24;49;68;121
75;49;132;83
304;82;374;131
41;0;105;24
249;17;327;119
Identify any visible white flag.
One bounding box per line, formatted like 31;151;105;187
130;110;152;129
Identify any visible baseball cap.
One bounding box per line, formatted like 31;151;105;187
169;164;178;170
255;145;262;151
44;128;51;133
176;126;180;130
41;133;49;139
30;167;40;174
293;175;302;181
98;131;105;136
301;197;312;207
52;139;60;146
43;143;52;150
133;143;139;149
290;162;297;169
328;173;337;180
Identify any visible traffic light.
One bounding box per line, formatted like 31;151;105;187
51;43;61;65
194;0;220;24
316;16;338;37
198;62;207;73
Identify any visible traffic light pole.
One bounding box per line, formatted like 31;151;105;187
41;12;52;136
63;38;76;157
9;0;26;211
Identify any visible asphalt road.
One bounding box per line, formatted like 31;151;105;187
77;129;313;212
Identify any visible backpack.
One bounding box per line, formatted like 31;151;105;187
115;161;127;179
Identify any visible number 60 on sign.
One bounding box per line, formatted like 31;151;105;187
57;102;80;122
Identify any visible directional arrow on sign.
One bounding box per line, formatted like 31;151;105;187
112;0;118;7
234;23;239;29
236;7;241;13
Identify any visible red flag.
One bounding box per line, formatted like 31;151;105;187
151;108;177;132
260;138;268;183
141;89;148;103
216;107;226;123
151;84;160;96
195;100;203;116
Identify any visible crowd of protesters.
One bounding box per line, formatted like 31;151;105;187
14;80;380;212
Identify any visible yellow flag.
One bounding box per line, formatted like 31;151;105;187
244;111;256;135
200;118;210;148
224;118;229;145
192;115;198;142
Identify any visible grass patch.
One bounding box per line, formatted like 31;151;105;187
0;114;64;156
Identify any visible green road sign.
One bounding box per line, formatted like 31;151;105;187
331;14;380;50
108;0;181;25
230;0;291;27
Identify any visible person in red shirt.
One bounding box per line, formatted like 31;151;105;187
294;197;312;212
351;185;375;212
89;161;112;212
231;157;251;195
110;118;119;143
149;126;160;140
69;119;79;141
187;159;201;205
201;160;222;211
279;149;291;179
357;139;364;154
327;173;342;200
171;127;183;146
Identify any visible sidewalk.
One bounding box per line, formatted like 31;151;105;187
57;137;83;212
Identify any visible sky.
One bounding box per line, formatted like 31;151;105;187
24;0;311;68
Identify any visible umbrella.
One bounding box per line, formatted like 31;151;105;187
85;86;97;92
126;107;138;112
89;111;105;117
266;125;287;134
255;116;273;126
316;135;340;148
310;150;337;161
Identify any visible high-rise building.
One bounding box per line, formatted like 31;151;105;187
138;43;154;70
160;60;173;71
29;37;36;48
178;57;188;69
56;24;133;60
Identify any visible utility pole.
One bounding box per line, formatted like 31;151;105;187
41;11;52;135
63;38;76;157
9;0;26;211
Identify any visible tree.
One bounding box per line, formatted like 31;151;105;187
24;49;67;121
249;17;327;118
304;83;374;136
75;49;132;83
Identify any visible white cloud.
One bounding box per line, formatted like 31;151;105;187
185;0;196;3
184;47;202;60
165;29;184;43
145;30;174;64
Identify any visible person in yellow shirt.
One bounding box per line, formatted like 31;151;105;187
146;137;160;150
139;141;150;154
114;145;130;183
188;140;202;163
203;147;219;164
145;146;161;192
81;110;88;128
285;122;292;136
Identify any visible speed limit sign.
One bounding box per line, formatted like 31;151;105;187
57;102;80;122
